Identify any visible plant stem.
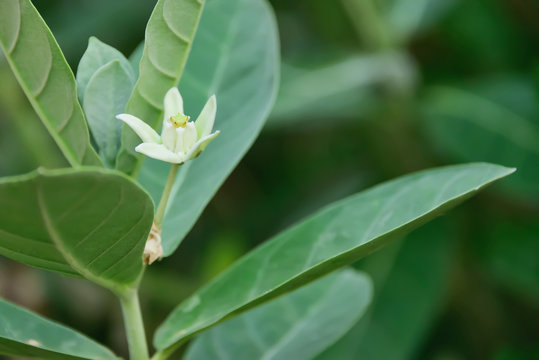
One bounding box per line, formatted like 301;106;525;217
120;290;149;360
154;164;180;227
341;0;392;51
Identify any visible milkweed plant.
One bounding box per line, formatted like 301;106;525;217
0;0;514;359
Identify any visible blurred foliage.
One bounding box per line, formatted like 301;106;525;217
0;0;537;359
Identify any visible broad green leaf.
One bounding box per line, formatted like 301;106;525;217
0;168;153;294
316;218;456;360
0;0;101;167
185;269;372;360
83;60;135;167
0;297;118;360
0;62;66;171
154;163;514;350
76;37;135;102
116;0;205;175
422;83;539;200
138;0;280;256
270;52;414;127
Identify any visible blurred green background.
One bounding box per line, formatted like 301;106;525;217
0;0;538;359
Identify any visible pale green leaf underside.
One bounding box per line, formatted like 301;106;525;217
0;297;118;360
185;269;372;360
128;42;145;78
138;0;280;256
155;163;514;349
84;60;134;167
0;168;153;294
0;0;101;167
116;0;205;175
76;36;135;102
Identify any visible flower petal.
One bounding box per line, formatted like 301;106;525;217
194;95;217;139
116;114;160;143
161;121;177;151
173;127;185;154
163;87;184;124
181;122;197;153
184;130;220;161
135;143;183;164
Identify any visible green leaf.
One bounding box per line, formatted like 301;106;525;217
83;60;135;167
128;42;145;79
0;168;153;294
184;269;372;360
0;297;118;360
115;0;205;175
422;82;539;200
76;37;135;102
138;0;280;256
316;218;456;360
270;52;413;127
154;163;514;350
0;0;101;167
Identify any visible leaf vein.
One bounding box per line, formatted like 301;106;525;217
87;199;147;269
148;54;177;79
7;1;21;54
73;188;124;249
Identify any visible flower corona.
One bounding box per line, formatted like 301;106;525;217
117;87;220;164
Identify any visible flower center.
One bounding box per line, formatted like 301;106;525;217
169;113;190;128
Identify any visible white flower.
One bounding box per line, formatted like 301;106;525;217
116;88;219;164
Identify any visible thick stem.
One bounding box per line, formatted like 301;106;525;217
154;164;180;228
120;290;149;360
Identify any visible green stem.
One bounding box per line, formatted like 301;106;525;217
120;290;149;360
154;164;180;227
341;0;393;51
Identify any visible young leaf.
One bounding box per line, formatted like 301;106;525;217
83;60;135;167
154;163;514;350
128;42;145;78
76;37;135;101
184;269;372;360
137;0;280;256
0;168;153;295
316;219;456;360
0;0;101;167
0;297;119;360
115;0;205;175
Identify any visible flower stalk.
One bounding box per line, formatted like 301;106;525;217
142;163;179;265
118;87;220;265
154;163;180;228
